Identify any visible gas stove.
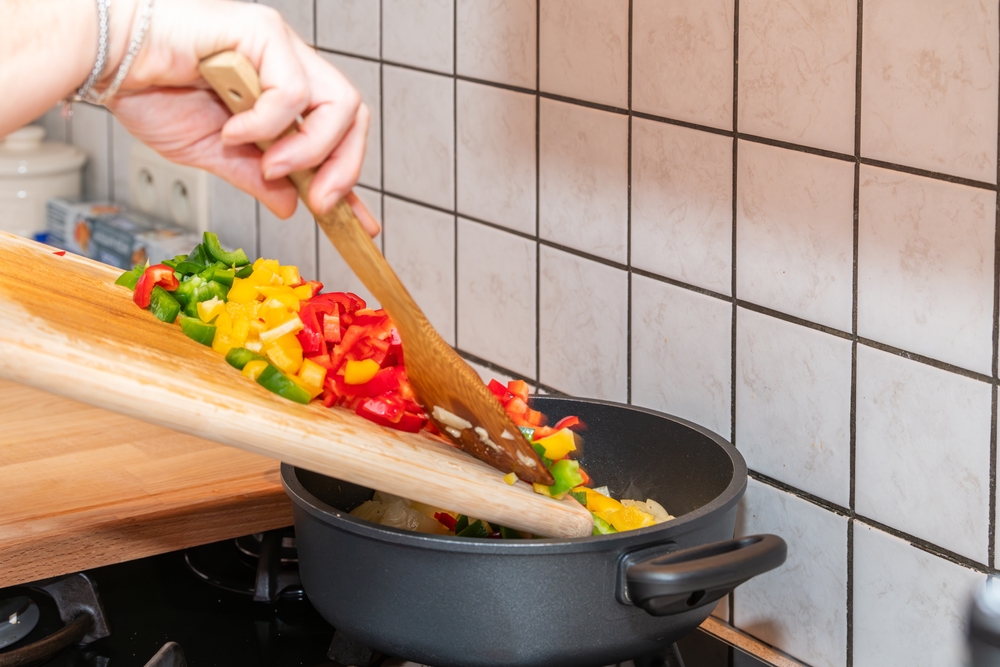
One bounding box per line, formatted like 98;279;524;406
0;530;771;667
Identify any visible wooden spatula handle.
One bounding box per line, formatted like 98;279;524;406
198;52;422;334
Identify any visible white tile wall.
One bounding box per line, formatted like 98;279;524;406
317;186;382;307
736;480;848;667
382;196;455;345
456;82;535;235
736;308;852;507
631;119;732;295
858;166;995;375
382;0;454;74
539;0;628;108
853;523;984;667
738;0;857;154
539;246;627;401
258;0;315;44
258;198;318;279
320;52;381;190
632;0;734;130
862;0;999;183
456;0;536;89
736;141;854;331
539;99;628;263
382;66;454;210
56;1;1000;663
209;176;258;260
856;345;992;562
70;103;111;201
631;275;732;438
316;0;380;58
456;219;536;377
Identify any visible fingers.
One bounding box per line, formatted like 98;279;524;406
347;191;381;238
306;103;370;213
260;45;362;180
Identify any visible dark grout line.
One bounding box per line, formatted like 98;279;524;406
630;268;732;302
849;3;863;660
736;300;853;342
730;0;740;628
453;1;459;349
456;348;567;396
626;0;633;406
990;0;1000;573
539;91;631;116
856;336;995;383
535;0;542;390
860;156;997;191
631;110;733;138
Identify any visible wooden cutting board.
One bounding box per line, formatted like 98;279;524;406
0;377;293;588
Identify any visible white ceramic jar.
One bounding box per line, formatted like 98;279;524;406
0;125;86;239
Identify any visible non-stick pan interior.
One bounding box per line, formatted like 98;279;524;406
295;397;736;522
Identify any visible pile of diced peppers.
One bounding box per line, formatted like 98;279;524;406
115;234;658;536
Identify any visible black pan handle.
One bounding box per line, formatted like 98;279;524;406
622;534;786;617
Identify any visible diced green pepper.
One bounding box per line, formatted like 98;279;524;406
256;363;312;404
453;514;469;534
114;264;144;290
519;426;534;441
210;263;236;286
592;515;618;535
498;525;523;540
175;276;230;315
234;265;254;279
203;232;250;267
457;520;488;538
174;260;206;275
546;459;584;497
186;243;209;267
225;347;267;370
179;315;216;346
161;258;179;269
570;490;588;506
148;286;180;324
531;443;553;469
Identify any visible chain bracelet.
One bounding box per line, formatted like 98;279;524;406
63;0;111;116
90;0;155;105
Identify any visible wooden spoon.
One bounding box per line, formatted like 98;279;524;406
198;51;554;486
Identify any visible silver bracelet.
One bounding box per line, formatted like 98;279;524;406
91;0;155;105
63;0;111;114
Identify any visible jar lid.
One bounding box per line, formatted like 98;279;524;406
0;125;87;177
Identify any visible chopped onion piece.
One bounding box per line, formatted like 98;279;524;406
501;429;515;440
592;486;611;497
444;426;462;439
432;406;472;430
515;451;537;468
474;426;501;452
644;498;674;523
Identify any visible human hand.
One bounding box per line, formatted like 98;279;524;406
105;0;377;234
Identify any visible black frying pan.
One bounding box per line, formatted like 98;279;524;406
282;396;786;667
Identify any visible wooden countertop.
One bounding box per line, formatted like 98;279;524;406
0;378;293;588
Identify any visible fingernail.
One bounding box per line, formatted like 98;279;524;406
264;162;289;180
322;192;340;212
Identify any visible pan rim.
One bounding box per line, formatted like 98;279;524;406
281;396;747;554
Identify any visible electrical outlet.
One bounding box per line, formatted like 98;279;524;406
129;141;209;232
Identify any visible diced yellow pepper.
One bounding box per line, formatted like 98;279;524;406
230;315;251;347
242;360;269;381
292;284;314;300
297;357;328;390
197;296;225;323
581;488;625;519
533;483;566;500
534;428;577;460
227;277;261;304
253;258;281;273
225;300;261;322
503;472;517;485
344;358;380;384
247;266;275;287
263;333;303;375
605;506;656;532
260;298;297;329
213;310;233;336
279;265;301;286
289;374;323;399
256;286;300;311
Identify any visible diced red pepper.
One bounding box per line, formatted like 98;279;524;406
487;379;510;399
323;309;341;343
507;379;530;403
524;408;543;427
352;366;403;398
553;415;581;431
434;512;457;530
52;250;66;256
133;264;179;309
302;280;323;297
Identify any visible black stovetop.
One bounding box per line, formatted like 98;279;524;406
0;537;769;667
